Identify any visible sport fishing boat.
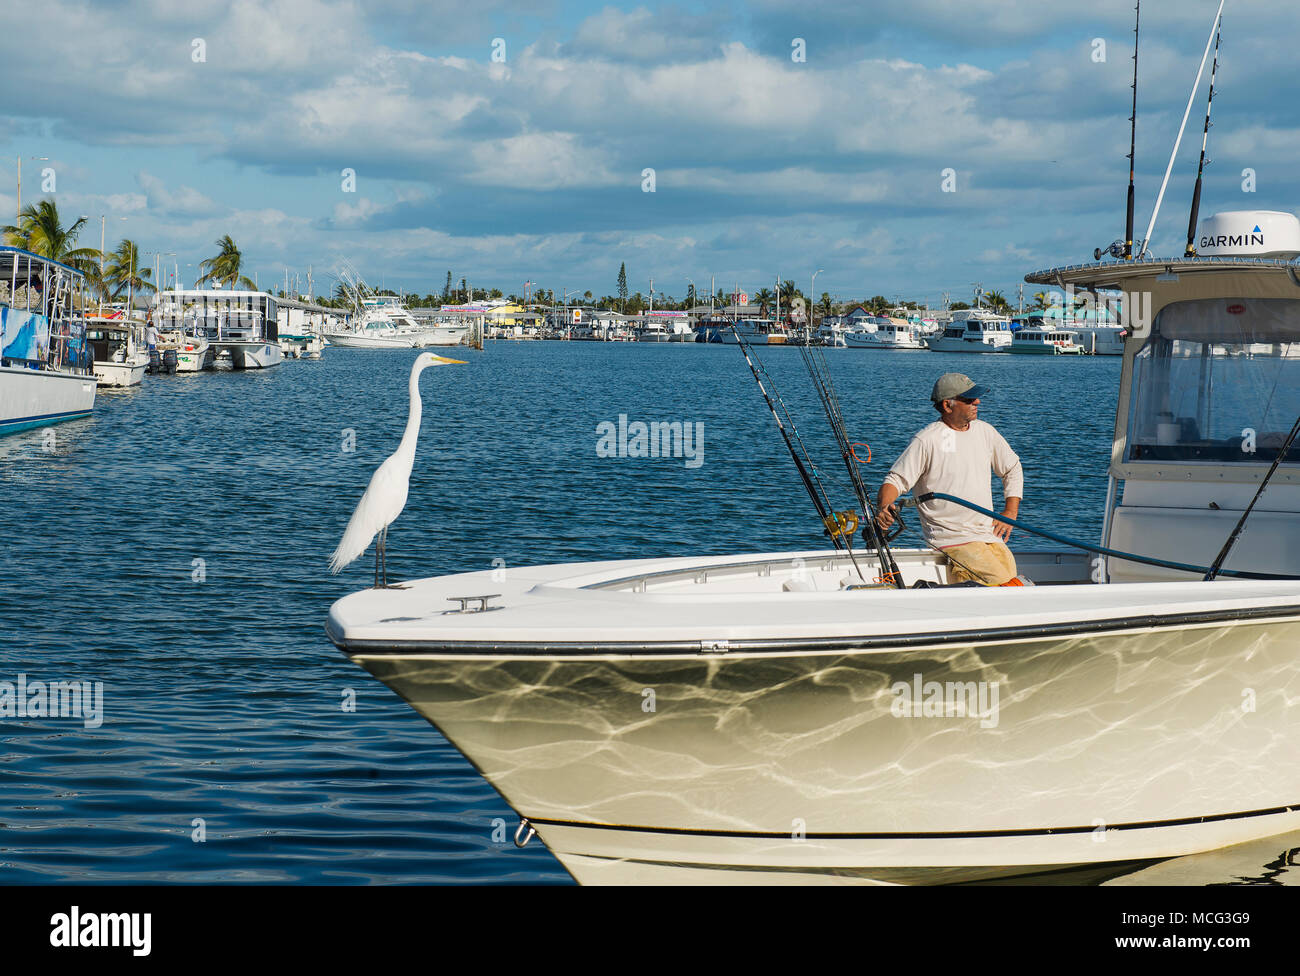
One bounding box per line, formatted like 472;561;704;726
925;309;1013;353
328;208;1300;885
1008;326;1086;355
1;246;97;435
328;297;468;348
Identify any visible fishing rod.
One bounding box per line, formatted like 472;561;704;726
1125;0;1141;259
797;342;904;587
1094;1;1143;262
1184;14;1221;257
1204;413;1300;580
902;491;1297;581
730;326;863;574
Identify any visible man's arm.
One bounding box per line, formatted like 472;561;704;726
990;429;1023;542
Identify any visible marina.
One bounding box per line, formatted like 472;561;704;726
5;0;1300;915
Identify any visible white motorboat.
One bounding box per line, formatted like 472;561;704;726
86;309;149;387
846;318;926;349
637;321;671;342
151;288;281;369
1008;327;1086;355
328;297;468;348
925;309;1013;352
1;246;97;435
327;210;1300;885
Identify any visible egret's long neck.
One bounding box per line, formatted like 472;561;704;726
397;364;424;458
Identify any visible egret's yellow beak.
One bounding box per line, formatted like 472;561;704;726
433;355;468;365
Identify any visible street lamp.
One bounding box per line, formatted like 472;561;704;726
809;268;823;340
15;155;48;224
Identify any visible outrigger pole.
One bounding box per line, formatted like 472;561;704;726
1184;14;1222;257
1139;0;1225;259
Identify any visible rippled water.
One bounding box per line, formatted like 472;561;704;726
1;342;1296;884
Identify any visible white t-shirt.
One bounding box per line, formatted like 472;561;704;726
883;419;1023;547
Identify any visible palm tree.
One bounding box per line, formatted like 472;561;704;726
819;292;834;317
753;287;775;318
102;239;155;301
197;235;255;288
983;289;1012;314
2;200;100;273
1032;291;1051;311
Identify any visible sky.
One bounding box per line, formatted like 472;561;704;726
2;0;1297;307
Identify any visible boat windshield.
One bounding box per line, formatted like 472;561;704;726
1128;298;1300;463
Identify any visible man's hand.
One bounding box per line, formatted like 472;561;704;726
992;498;1020;542
875;503;897;532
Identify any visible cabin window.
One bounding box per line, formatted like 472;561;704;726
1127;298;1300;463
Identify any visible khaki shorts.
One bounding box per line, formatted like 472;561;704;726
942;541;1018;586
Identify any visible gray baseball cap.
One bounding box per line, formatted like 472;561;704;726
931;372;989;403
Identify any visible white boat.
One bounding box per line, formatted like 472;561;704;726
1;246;97;435
86;309;149;387
151;288;281;369
926;309;1013;352
328;210;1300;885
1008;327;1086;355
637;321;671;342
846;318;926;349
328;297;468;348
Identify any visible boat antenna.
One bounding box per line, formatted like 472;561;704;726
1184;15;1221;256
1204;412;1300;580
1124;0;1141;259
730;326;861;568
1139;0;1225;259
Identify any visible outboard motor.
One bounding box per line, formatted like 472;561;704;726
148;348;162;374
162;349;179;374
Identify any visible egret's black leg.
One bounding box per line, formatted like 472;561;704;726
374;525;408;589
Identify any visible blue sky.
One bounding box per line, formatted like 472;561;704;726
3;0;1297;306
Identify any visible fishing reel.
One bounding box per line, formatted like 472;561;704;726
1094;240;1126;260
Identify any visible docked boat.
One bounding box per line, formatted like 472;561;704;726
925;309;1013;353
846;317;925;349
328;208;1300;885
328;297;468;348
85;308;149;387
1;246;97;435
695;317;774;344
151;288;281;369
637;321;671;343
1008;327;1086;355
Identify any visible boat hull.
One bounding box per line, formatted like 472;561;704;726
0;364;96;436
333;556;1300;885
92;359;147;387
216;341;283;369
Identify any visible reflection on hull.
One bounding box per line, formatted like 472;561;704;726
354;617;1300;884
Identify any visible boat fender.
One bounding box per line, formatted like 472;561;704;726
999;575;1036;587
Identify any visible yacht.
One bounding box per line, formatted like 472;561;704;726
846;317;925;349
1;246;97;434
637;320;671;342
150;288;281;369
695;317;773;344
328;209;1300;885
1008;327;1086;355
925;309;1013;353
85;308;149;387
328;297;467;348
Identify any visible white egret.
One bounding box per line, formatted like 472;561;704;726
329;351;466;587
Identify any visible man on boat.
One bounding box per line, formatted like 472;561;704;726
875;373;1023;585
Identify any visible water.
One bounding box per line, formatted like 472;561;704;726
1;342;1295;885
